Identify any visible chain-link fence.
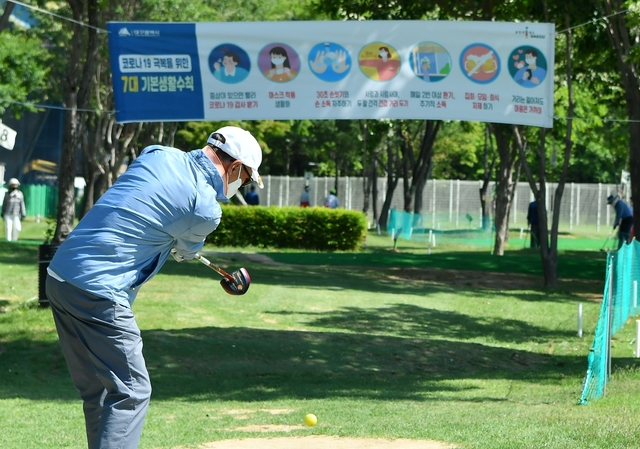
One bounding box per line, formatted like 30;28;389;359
257;176;621;233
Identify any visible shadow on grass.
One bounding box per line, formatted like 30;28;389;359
268;303;576;344
0;241;39;265
159;258;599;304
0;324;586;403
259;249;607;281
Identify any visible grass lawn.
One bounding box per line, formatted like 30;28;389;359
0;223;639;448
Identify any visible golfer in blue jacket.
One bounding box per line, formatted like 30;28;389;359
46;126;262;449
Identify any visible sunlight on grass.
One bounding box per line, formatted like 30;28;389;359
0;235;638;449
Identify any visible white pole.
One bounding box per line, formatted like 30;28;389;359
347;176;352;210
279;176;284;207
432;179;436;230
456;180;460;229
520;228;523;239
513;190;518;224
432;233;436;248
449;179;453;222
606;188;610;227
314;176;318;206
578;302;583;338
267;175;272;207
545;183;550;217
636;321;640;358
576;184;581;226
285;175;290;206
597;183;602;233
569;182;574;231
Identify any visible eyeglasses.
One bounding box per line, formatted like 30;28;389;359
240;166;253;187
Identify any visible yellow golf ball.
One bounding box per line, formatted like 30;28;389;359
304;413;317;427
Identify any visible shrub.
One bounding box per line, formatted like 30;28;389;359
206;206;367;251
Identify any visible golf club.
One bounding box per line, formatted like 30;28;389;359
600;230;615;252
195;253;251;295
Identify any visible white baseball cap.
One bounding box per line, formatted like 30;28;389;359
207;126;263;188
8;178;20;187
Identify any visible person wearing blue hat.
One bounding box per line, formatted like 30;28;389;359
608;194;633;249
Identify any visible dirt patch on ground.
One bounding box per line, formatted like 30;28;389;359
381;266;603;301
197;436;455;449
241;252;604;301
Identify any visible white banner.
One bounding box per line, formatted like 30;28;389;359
108;20;555;127
0;120;17;151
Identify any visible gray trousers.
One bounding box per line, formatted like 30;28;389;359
46;275;151;449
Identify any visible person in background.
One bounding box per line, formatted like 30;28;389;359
608;194;633;249
2;178;26;242
526;200;539;248
300;185;311;207
45;126;262;449
324;188;339;209
245;184;260;206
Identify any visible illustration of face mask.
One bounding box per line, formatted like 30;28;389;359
525;57;535;65
271;57;285;65
226;167;243;198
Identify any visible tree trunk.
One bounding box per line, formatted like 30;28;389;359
372;156;379;226
379;138;399;230
53;0;99;244
514;14;575;289
595;0;640;239
479;125;496;231
492;123;518;255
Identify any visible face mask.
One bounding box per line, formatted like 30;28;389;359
271;57;285;65
379;52;387;58
525;57;535;65
225;167;243;198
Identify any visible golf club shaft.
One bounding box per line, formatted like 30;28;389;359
195;254;235;281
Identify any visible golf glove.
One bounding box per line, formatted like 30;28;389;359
170;248;186;263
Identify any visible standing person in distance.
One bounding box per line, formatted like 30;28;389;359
607;194;633;249
300;185;311;207
245;184;260;206
45;126;263;449
324;188;339;209
526;200;539;248
2;177;27;242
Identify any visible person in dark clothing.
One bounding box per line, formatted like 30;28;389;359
245;184;260;205
608;194;633;249
527;200;539;248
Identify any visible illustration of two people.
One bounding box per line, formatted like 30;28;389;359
514;49;546;87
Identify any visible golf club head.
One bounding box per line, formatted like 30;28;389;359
220;267;251;295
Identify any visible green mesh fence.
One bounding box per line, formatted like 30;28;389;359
388;209;496;249
579;240;640;404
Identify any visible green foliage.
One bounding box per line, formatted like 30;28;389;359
0;31;50;115
206;206;367;250
432;121;484;179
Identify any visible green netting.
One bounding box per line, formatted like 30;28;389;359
579;239;640;404
388;209;495;249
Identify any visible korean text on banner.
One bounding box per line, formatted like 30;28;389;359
107;20;555;128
